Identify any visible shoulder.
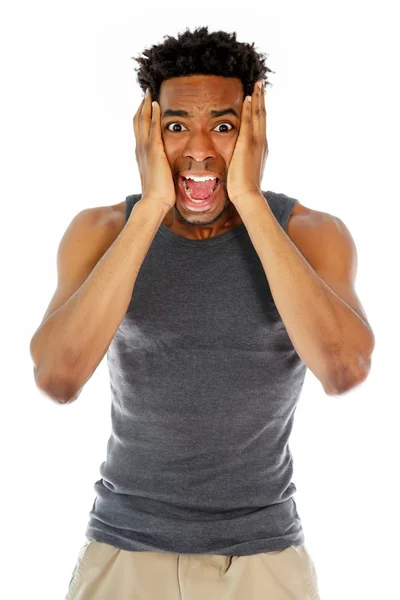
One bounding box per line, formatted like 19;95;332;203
287;199;358;273
60;201;126;260
288;199;344;243
79;201;126;237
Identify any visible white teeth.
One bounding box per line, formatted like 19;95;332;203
183;175;217;182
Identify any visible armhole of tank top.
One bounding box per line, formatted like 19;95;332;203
264;190;298;232
125;196;131;223
125;194;141;224
281;196;299;232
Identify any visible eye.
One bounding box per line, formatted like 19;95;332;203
213;122;234;133
165;122;234;133
165;122;188;132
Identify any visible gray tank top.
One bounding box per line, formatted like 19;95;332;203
85;189;307;555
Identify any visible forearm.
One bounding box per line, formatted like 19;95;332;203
235;192;373;393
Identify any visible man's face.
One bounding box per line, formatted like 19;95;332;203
159;75;244;226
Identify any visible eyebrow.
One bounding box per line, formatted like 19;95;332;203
161;108;239;119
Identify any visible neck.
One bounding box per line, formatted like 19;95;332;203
163;201;243;240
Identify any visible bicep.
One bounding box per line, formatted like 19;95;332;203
290;211;372;330
37;208;112;327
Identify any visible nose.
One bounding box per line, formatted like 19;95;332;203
183;130;216;163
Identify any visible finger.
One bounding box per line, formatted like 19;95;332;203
133;96;146;188
133;95;146;148
139;88;152;145
252;80;264;143
258;80;267;144
238;92;253;144
133;95;145;132
148;100;163;147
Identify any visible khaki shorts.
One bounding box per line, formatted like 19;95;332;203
65;539;321;599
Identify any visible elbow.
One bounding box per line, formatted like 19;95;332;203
322;325;375;396
34;367;81;405
323;356;372;396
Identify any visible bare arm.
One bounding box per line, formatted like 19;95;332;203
31;88;176;404
30;197;168;404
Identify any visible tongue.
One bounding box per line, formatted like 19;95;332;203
185;178;215;200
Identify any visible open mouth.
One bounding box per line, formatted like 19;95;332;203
178;176;220;211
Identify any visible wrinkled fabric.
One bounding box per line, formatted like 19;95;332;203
65;539;321;599
85;190;308;556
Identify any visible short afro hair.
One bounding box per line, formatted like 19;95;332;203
131;26;275;102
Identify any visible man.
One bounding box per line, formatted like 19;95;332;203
30;26;375;599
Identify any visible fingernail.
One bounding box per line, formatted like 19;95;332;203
145;88;150;96
257;80;263;89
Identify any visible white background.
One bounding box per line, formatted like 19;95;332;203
1;1;399;598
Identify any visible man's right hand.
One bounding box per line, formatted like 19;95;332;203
133;89;176;211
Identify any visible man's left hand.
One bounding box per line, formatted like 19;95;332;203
227;80;268;205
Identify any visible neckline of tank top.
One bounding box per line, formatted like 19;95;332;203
152;190;273;247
